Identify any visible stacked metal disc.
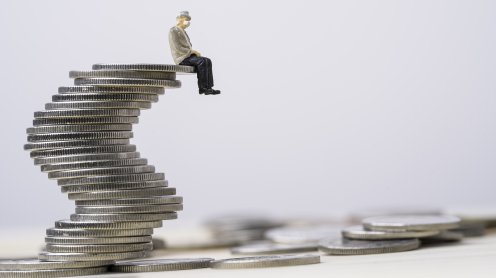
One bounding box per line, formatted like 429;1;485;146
24;64;195;264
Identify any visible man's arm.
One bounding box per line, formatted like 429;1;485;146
169;28;192;55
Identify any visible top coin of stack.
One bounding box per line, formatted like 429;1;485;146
24;64;194;266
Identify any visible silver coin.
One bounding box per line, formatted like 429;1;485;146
0;259;112;270
60;172;165;186
38;250;148;262
30;145;136;158
41;158;148;173
52;93;158;103
69;70;176;80
342;225;440;240
318;238;421;255
92;63;195;73
453;222;487;237
27;124;132;135
210;254;320;269
76;204;183;214
45;236;152;245
70;212;177;222
45;242;153;253
24;139;130;151
349;207;443;224
28;132;133;143
68;186;174;201
265;225;343;244
55;220;162;230
46;228;153;237
74;78;181;88
61;180;167;193
33;116;139;126
0;266;107;278
205;214;284;232
46;101;151;110
34;109;140;118
109;258;214;273
363;215;461;231
48;165;155;179
75;196;182;206
231;242;317;255
34;152;140;166
58;85;164;95
422;230;464;243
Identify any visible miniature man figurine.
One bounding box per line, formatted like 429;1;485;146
169;11;220;95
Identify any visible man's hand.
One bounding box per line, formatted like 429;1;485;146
191;50;202;57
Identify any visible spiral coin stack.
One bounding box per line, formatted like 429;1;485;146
25;64;194;264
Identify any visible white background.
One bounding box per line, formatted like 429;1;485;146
0;0;495;229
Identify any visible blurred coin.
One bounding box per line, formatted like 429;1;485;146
210;254;320;269
109;258;213;273
342;225;439;240
0;266;107;277
231;242;317;255
265;225;342;244
319;238;420;255
0;259;111;270
45;243;153;253
46;228;153;237
70;212;177;222
363;215;461;231
45;236;152;245
39;251;148;262
349;207;442;224
422;230;464;243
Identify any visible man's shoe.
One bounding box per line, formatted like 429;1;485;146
203;88;221;95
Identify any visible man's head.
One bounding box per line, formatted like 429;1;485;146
176;11;191;29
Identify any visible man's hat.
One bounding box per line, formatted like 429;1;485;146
178;11;191;20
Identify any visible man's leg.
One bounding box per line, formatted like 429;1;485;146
205;57;214;88
180;55;209;92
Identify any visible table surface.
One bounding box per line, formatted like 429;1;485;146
1;227;495;278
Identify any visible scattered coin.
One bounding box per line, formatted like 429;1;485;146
319;238;421;255
109;258;214;272
0;266;107;278
342;225;439;240
0;259;112;270
265;225;342;244
363;215;461;231
210;254;320;269
231;242;317;255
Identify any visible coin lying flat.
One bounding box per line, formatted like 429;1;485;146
34;152;140;166
210;254;320;269
109;258;214;273
48;165;155;179
41;158;148;173
46;101;152;110
30;145;136;158
265;225;343;244
27;125;133;135
54;219;162;230
24;139;130;151
231;242;317;255
0;266;107;278
34;109;140;118
342;226;440;240
319;238;420;255
28;132;133;143
69;70;176;80
45;242;153;253
58;85;165;94
92;63;195;73
52;93;159;103
45;236;152;245
61;180;167;193
0;259;112;270
75;204;183;214
46;228;154;237
75;196;182;206
363;215;461;231
39;251;148;262
74;78;181;88
422;230;464;243
59;172;164;186
33;116;139;126
70;212;177;222
67;186;175;201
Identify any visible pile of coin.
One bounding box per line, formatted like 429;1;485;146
20;64;194;274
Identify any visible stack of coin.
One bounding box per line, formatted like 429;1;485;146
25;64;194;266
319;214;462;255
